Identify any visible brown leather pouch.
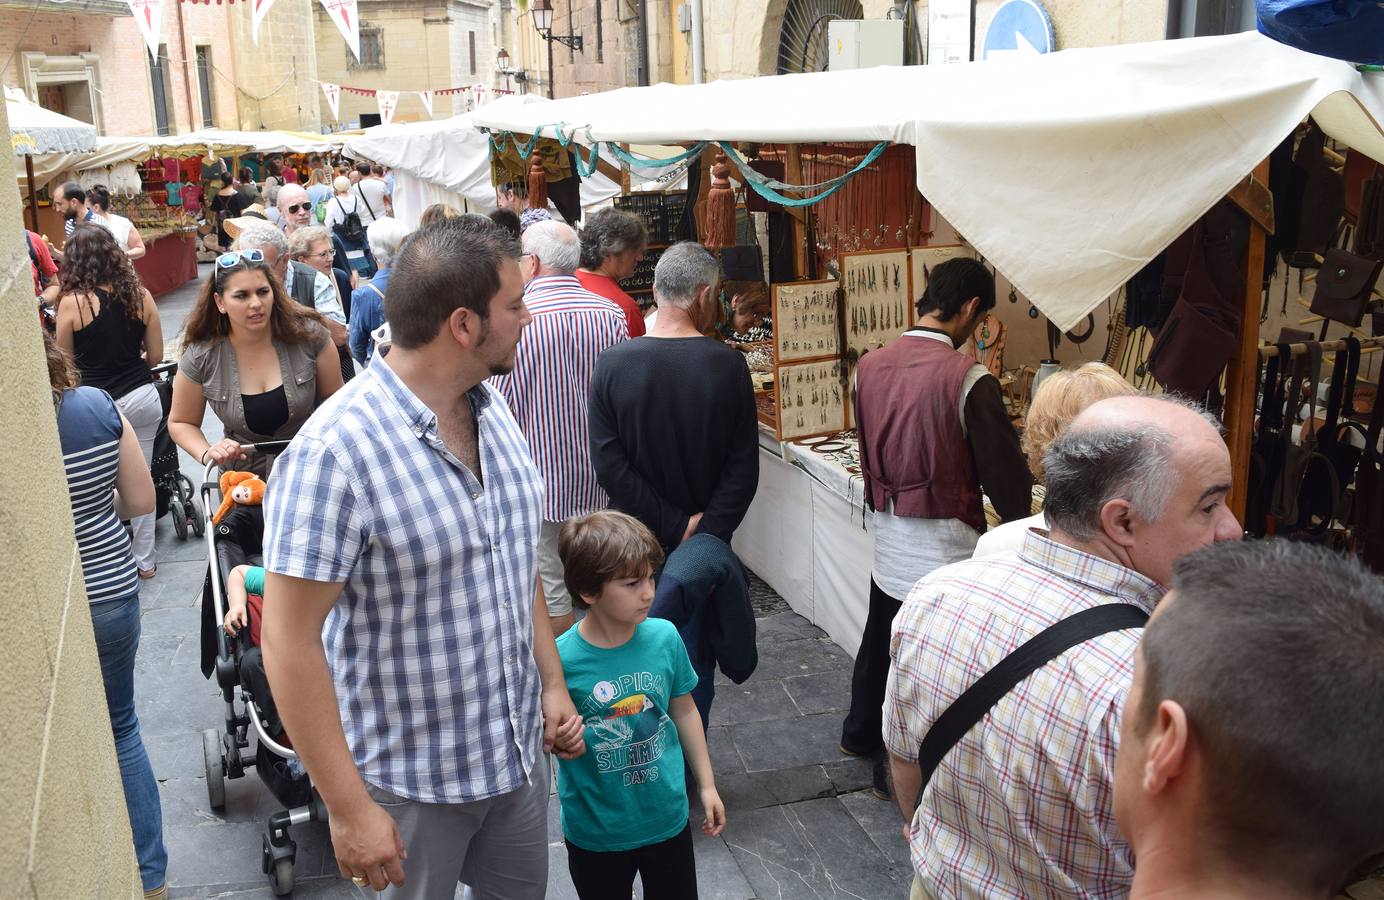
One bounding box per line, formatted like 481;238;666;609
1148;296;1238;398
1309;248;1383;328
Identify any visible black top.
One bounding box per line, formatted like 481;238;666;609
589;336;760;553
241;385;289;437
211;190;252;247
333;267;353;319
71;288;151;400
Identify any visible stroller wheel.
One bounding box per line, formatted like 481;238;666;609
203;728;226;810
268;857;294;896
189;498;205;538
171;497;189;541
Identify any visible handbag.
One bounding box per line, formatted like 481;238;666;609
1357;170;1384;260
1309;248;1383;329
1268;342;1322;529
1352;386;1384;572
1289;122;1343;268
1246;346;1290;537
1298;338;1358;535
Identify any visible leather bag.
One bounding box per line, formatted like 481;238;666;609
1353;387;1384;572
1298;338;1359;535
1290;122;1343;267
1246;345;1291;537
1309;248;1383;329
1269;343;1323;528
1356;170;1384;260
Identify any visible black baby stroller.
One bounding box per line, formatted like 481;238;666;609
150;362;203;540
198;442;326;896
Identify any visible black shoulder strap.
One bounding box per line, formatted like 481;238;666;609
915;603;1150;806
356;183;375;218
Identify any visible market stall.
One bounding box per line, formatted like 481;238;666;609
474;31;1384;655
343;96;664;227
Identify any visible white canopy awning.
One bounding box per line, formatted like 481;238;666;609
344;96;627;220
472;32;1384;330
7;88;97;156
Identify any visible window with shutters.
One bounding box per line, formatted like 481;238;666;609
469;31;477;75
351;27;385;69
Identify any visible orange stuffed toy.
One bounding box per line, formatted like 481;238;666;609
212;470;267;525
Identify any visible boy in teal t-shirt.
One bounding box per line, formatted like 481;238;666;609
556;511;726;899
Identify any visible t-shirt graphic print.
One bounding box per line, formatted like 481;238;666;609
555;618;699;852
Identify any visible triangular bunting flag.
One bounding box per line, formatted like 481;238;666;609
319;0;361;61
321;82;341;122
251;0;276;44
127;0;164;59
418;90;434;118
377;90;399;126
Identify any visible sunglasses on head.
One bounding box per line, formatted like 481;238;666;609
216;248;265;270
286;203;310;214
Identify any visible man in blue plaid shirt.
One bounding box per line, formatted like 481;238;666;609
262;218;586;898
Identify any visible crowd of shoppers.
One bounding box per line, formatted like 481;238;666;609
34;186;1384;900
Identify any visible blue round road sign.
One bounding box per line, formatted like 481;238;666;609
982;0;1055;60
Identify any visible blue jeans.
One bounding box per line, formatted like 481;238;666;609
90;593;167;891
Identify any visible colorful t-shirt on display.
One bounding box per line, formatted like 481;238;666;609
181;182;203;209
556;618;699;852
166;182;184;206
162;158;180;182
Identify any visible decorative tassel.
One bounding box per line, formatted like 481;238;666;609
703;149;735;249
528;153;548;211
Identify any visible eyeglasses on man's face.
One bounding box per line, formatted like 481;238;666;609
286;203;311;215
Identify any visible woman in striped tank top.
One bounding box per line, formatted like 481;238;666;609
48;334;169;899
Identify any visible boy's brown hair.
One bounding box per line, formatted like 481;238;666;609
558;511;665;609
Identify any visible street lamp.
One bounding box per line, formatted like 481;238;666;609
530;0;582;100
496;47;512;92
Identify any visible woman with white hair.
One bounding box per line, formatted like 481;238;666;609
348;217;410;365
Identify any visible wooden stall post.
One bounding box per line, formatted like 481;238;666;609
786;143;808;279
1223;158;1273;522
24;155;40;232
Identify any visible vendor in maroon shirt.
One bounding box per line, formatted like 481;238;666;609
575;207;648;337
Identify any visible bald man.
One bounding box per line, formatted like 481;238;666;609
883;395;1242;900
277;183;313;235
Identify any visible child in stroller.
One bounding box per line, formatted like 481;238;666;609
221;564;284;740
200;445;323;896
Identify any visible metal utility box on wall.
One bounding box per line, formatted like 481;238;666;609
827;20;905;70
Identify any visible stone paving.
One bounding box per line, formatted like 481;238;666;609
141;271;910;898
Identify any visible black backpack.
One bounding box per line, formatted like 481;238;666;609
332;197;366;244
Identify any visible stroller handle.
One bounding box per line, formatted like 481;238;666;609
150;361;179;379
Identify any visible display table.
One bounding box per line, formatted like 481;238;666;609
733;427;874;657
134;231;199;298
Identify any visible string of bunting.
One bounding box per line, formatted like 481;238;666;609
336;85;515;97
484;127;886;208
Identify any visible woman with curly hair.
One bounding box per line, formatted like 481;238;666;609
56;222;164;578
168;248;343;478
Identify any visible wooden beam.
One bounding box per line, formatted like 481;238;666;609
1224;157;1271;523
786;143;808;279
1227;172;1275;234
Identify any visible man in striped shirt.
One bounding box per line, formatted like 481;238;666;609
492;220;628;636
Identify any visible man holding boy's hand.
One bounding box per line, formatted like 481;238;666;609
263;220;585;898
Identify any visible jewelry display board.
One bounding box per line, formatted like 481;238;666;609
772;279;841;363
909;245;974;308
776;358;850;441
841;249;911;356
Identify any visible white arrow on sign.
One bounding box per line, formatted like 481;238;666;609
987;30;1041;60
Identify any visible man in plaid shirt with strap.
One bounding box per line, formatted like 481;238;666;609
884;396;1241;898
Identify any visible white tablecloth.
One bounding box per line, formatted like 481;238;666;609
733;428;873;657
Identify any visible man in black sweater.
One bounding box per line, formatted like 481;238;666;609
588;242;760;554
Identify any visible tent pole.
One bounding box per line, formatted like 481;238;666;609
1223;157;1271;523
787;143;808;279
24;155;39;232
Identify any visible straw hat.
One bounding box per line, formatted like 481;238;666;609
222;204;270;241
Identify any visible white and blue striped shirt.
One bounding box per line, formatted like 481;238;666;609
263;355;545;803
58;387;139;605
491;274;628;522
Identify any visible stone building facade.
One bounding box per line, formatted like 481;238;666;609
0;0;321;135
314;0;504;126
505;0;1174;98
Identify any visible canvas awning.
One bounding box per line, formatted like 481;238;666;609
7;88;97;156
471;31;1384;330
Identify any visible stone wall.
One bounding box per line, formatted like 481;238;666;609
314;0;494;125
0;101;143;898
233;0;323;131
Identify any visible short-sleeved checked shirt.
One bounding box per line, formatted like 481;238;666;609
490;274;628;522
884;529;1162;898
263;355;545;804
